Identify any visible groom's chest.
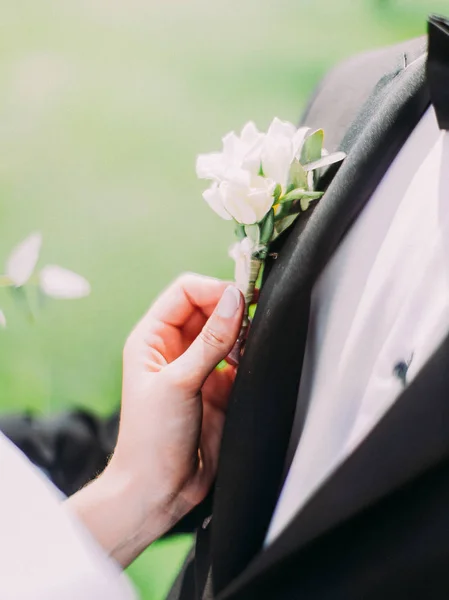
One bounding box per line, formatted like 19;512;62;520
267;106;449;543
309;107;449;454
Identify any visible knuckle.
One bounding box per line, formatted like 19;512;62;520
165;362;197;392
200;325;226;348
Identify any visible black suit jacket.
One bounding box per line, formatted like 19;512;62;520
167;34;449;600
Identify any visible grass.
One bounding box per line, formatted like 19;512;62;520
0;0;445;597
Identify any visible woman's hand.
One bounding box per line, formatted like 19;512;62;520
67;274;243;567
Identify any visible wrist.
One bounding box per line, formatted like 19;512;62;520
66;465;175;568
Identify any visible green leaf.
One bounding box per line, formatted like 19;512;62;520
282;188;324;203
300;197;310;211
274;200;292;220
288;160;308;189
244;224;260;246
234;222;246;240
259;209;275;244
248;303;257;320
303;151;346;172
255;261;265;288
258;161;264;177
300;129;324;165
273;183;282;204
272;213;300;240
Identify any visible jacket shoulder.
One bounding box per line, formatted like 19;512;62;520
300;36;427;151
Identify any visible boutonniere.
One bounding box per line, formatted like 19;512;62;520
196;117;345;363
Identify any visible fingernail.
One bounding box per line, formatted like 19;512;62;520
216;286;241;318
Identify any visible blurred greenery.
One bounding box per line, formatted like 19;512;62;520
0;0;446;597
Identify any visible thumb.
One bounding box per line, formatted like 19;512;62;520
169;285;244;391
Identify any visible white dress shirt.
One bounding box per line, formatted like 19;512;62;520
267;106;449;544
0;431;135;599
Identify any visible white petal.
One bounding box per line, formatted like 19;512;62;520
196;152;225;180
222;131;242;159
261;138;294;187
229;239;253;290
307;170;315;190
234;254;250;290
267;117;296;141
240;236;255;254
223;188;258;225
0;309;6;327
221;180;255;222
228;241;241;262
246;186;275;223
228;237;254;261
6;232;42;287
292;126;311;158
203;184;232;220
240;121;260;145
223;166;251;187
241;144;264;178
39;265;91;299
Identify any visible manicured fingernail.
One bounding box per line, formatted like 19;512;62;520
216;286;241;318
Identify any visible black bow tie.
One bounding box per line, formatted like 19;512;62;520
427;14;449;130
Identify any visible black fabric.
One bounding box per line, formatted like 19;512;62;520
427;15;449;130
167;546;197;600
299;36;427;152
0;409;118;495
222;327;449;599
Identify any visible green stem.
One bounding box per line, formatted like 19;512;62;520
241;256;263;327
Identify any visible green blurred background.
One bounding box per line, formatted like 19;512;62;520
0;0;445;597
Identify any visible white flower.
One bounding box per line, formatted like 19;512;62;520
0;309;6;328
197;118;344;227
203;173;276;225
39;265;91;299
221;175;276;224
196;121;264;183
229;237;255;291
243;118;310;189
203;182;233;220
6;232;42;287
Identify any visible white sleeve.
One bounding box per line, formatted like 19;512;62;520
0;432;137;600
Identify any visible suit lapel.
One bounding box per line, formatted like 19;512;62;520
222;328;449;599
212;53;429;596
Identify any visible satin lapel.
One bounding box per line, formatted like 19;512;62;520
212;54;429;596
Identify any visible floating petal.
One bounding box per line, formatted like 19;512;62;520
6;232;42;287
39;265;91;299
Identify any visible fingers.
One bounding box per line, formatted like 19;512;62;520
167;286;244;392
202;364;237;412
145;273;232;329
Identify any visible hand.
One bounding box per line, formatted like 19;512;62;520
67;274;243;567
